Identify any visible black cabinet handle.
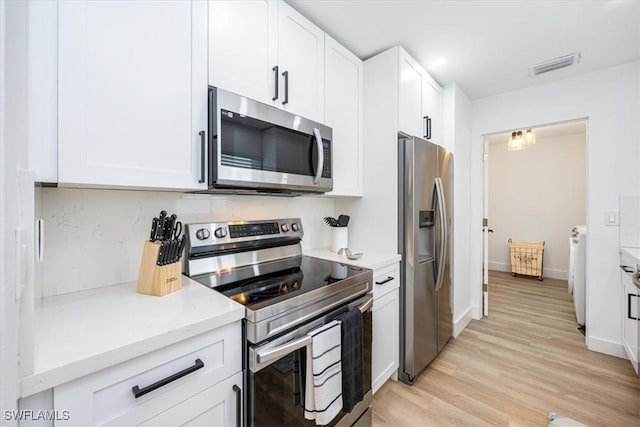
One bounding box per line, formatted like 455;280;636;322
272;66;279;101
131;358;204;399
233;384;241;427
620;265;634;273
282;70;289;105
423;116;428;138
427;117;432;140
629;293;638;320
198;131;206;184
375;276;394;285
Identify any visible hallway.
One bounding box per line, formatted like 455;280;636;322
373;271;640;426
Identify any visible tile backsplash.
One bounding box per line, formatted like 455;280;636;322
35;188;334;298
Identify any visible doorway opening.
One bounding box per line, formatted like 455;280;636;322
481;119;588;335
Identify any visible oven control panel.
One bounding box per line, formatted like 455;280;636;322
185;218;304;248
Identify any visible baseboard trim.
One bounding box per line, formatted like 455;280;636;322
488;261;567;280
453;307;473;338
587;335;627;359
471;305;482;320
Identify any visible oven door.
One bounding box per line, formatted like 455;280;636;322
247;294;372;427
209;87;333;193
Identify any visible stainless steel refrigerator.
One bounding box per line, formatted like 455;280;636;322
398;134;453;384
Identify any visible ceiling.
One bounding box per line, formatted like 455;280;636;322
486;120;587;145
287;0;640;99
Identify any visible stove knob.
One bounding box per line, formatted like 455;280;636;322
214;227;228;239
195;228;210;241
291;223;300;232
281;223;290;232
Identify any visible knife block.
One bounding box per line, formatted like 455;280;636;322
137;241;182;296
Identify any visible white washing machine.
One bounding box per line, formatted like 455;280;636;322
568;226;587;325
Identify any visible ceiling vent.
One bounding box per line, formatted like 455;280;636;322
529;52;581;77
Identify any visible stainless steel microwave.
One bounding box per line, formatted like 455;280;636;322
206;87;332;195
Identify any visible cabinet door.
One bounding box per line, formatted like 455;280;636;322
209;0;278;105
277;1;325;122
325;35;363;197
372;289;399;394
58;0;208;190
397;49;424;138
422;76;443;143
622;273;638;373
140;372;242;427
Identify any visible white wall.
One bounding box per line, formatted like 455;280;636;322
470;61;640;358
443;83;474;336
35;189;335;298
488;132;587;280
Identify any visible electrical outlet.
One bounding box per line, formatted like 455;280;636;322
604;211;619;226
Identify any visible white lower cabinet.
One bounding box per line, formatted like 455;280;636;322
621;260;638;375
371;263;400;394
52;322;242;426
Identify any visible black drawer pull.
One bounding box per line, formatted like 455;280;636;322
620;265;634;273
233;384;241;427
198;131;206;184
629;293;638;320
131;358;204;399
375;276;394;285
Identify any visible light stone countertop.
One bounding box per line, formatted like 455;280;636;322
21;276;244;397
304;248;401;270
620;247;640;265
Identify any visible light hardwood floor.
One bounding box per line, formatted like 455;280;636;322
373;271;640;426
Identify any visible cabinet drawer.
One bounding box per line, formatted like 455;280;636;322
373;263;400;300
54;321;241;426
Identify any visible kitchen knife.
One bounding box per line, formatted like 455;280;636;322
157;240;165;266
150;218;159;241
177;235;186;262
164;216;175;240
158;210;167;241
168;239;178;264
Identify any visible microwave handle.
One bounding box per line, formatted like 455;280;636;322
313;128;324;184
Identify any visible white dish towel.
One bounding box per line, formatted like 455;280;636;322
304;320;343;425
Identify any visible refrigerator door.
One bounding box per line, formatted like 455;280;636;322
437;147;453;352
399;136;439;382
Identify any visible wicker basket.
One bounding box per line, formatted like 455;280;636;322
508;239;544;281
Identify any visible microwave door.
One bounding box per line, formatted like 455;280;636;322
209;87;332;193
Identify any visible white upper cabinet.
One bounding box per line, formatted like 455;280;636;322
398;49;424;138
397;48;443;143
422;74;443;144
324;35;363;197
58;0;208;190
209;0;278;105
277;1;325;122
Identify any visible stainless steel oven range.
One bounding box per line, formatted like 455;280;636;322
183;219;373;427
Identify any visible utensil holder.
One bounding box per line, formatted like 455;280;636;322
137;241;182;296
332;227;348;253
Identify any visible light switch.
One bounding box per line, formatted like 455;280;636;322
604;211;619;226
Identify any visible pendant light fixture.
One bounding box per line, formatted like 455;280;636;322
507;131;525;151
524;128;536;145
508;128;536;151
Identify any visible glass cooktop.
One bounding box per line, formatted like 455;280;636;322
216;256;369;309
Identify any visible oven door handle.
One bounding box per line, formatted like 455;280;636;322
358;294;374;313
255;335;312;365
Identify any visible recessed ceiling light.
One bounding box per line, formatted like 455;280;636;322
433;57;447;67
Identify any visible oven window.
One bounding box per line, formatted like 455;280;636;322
220;110;329;177
248;311;372;427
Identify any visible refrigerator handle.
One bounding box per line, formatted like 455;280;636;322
434;177;447;291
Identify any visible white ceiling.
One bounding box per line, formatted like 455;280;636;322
287;0;640;99
486;120;587;145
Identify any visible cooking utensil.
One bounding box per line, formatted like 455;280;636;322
338;248;363;260
157;240;166;266
164;215;176;240
323;216;338;227
150;218;159;241
337;215;350;227
172;219;182;239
